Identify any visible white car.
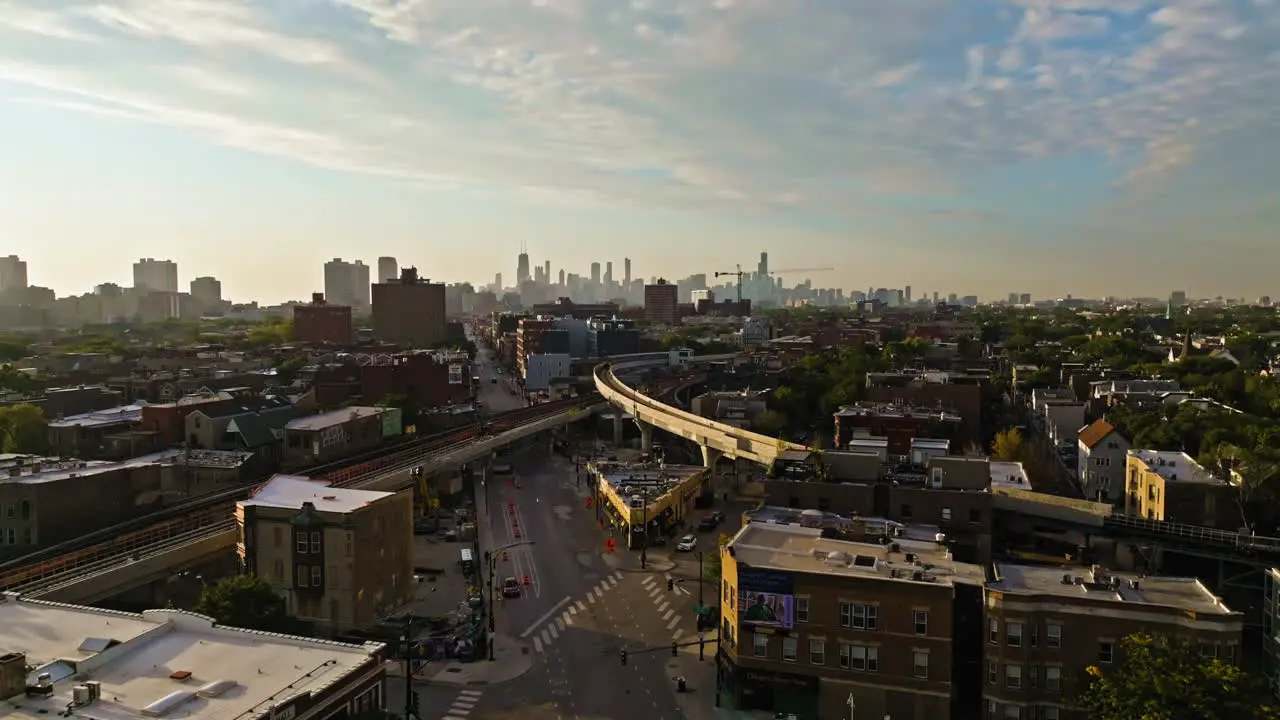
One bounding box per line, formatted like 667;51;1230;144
675;535;697;552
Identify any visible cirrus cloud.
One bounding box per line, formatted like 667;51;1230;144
0;0;1277;221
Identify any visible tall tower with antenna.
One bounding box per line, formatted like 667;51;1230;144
516;241;531;286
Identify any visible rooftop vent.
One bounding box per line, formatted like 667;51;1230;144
825;551;850;567
852;555;878;568
142;691;196;718
195;680;237;699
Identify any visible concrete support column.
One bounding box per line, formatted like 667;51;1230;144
636;420;653;450
612;414;624;446
701;445;722;469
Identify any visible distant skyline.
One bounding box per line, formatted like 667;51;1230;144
2;0;1278;302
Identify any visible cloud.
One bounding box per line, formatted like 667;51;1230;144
0;0;1276;220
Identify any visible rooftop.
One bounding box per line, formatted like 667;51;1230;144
239;475;394;514
833;402;962;422
592;461;703;499
1128;449;1226;485
47;404;148;429
745;506;946;543
988;564;1235;616
0;450;249;485
0;596;381;720
727;523;984;587
989;461;1031;490
283;407;385;432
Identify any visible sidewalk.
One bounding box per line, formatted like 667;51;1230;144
601;548;677;574
665;644;742;720
386;632;534;686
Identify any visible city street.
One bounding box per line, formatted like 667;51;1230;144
473;344;525;414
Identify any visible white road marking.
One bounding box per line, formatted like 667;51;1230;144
575;600;587;612
564;613;575;627
458;690;482;698
667;616;680;630
677;586;690;596
533;636;543;653
540;628;552;646
548;623;559;640
587;589;597;602
648;587;661;598
663;609;674;621
673;629;684;640
657;601;670;613
613;571;624;581
442;716;470;720
452;700;477;709
641;576;655;587
607;576;619;587
556;617;566;631
519;596;572;638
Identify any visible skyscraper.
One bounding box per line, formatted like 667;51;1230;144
324;258;371;313
590;262;602;285
0;255;28;293
623;258;632;286
558;269;566;286
377;257;398;283
544;261;551;284
516;243;531;286
758;251;769;278
605;262;613;284
132;258;178;293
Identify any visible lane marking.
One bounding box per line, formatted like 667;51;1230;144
533;636;543;653
677;586;690;596
540;627;551;646
663;609;674;621
575;600;587;612
648;587;661;598
587;589;597;602
547;623;559;640
656;601;669;613
613;571;624;581
641;576;655;588
666;617;680;630
556;617;566;631
673;629;684;640
607;576;618;587
519;596;572;638
564;613;575;627
458;690;483;698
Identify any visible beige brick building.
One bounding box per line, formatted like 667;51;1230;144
236;474;413;636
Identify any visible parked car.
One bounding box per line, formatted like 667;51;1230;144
697;516;718;531
675;535;697;552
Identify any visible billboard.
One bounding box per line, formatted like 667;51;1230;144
738;568;795;630
448;363;464;385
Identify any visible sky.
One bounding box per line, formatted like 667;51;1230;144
1;0;1278;304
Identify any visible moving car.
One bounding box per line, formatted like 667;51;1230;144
675;534;697;552
502;577;521;598
697;515;718;531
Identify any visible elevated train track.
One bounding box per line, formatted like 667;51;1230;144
0;368;706;597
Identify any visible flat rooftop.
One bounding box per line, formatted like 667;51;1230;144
727;523;984;587
47;404;148;429
0;597;382;720
988;564;1235;616
745;506;946;543
0;450;249;486
283;406;385;432
833;403;962;422
989;461;1031;490
593;460;702;492
1128;449;1225;484
240;475;393;515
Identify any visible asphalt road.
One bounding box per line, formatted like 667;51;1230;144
473;344;525;414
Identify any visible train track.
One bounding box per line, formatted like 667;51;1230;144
0;371;705;595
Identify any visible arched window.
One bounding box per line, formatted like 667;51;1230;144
20;500;30;520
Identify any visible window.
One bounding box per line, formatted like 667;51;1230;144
969;508;982;523
796;597;810;623
1098;641;1114;664
1007;621;1024;648
840;602;851;627
1199;643;1219;659
1046;624;1061;649
345;532;353;557
941;507;952;521
782;637;797;662
310;531;321;553
1003;707;1022;720
311;566;322;586
848;645;878;672
21;528;30;545
296;533;308;553
1006;663;1022;689
988;659;998;685
901;503;913;519
273;526;283;548
297;565;309;587
1030;625;1038;648
1043;708;1059;720
913;651;929;679
274;560;284;582
809;639;825;665
19;500;29;520
723;579;729;603
914;609;928;635
848;603;878;630
1045;667;1060;692
989;619;1000;644
753;634;768;657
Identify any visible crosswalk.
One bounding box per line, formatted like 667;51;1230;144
442;689;482;720
530;570;625;655
641;574;695;644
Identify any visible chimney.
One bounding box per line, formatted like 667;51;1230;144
400;267;419;285
311;293;325;305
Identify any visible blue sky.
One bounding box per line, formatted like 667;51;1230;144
0;0;1277;302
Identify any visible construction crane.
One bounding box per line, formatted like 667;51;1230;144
714;265;745;303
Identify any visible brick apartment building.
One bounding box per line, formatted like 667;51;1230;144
308;352;472;411
865;372;985;445
833;401;966;453
236;475;413;635
529;297;619;319
293;293;355;345
281;406;396;470
371;267;447;348
644;278;679;326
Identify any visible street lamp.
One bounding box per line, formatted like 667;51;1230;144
487;540;535;662
639;484;651;569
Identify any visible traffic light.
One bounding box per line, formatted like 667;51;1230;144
619;649;628;665
671;641;678;657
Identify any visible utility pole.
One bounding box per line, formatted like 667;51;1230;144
402;615;417;719
640;484;650;569
697;551;705;607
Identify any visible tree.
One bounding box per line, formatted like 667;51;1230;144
193;575;294;633
753;409;788;435
0;364;36;395
274;356;306;386
990;428;1028;462
702;533;734;584
1078;633;1279;720
0;403;47;454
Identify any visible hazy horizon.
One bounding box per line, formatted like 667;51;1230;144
2;0;1278;303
